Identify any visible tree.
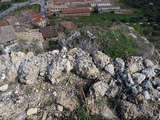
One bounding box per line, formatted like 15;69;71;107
143;29;150;36
92;6;99;14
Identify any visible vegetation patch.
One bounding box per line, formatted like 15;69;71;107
7;4;40;16
101;29;137;58
0;2;11;11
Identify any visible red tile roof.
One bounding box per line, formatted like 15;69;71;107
26;10;35;16
76;3;91;8
0;20;9;27
25;10;45;23
60;21;75;30
61;8;90;14
40;26;58;39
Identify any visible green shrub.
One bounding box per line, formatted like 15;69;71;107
143;29;150;36
152;31;160;36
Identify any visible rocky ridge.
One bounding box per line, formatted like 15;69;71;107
0;47;160;119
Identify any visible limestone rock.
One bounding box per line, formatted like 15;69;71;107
26;52;34;58
57;105;63;112
92;81;108;97
144;59;154;67
0;74;5;81
56;91;78;111
104;64;115;75
27;108;38;116
0;84;8;92
71;48;100;79
114;58;125;73
127;56;144;73
122;71;134;87
142;67;156;79
132;73;146;84
18;59;39;84
142;91;150;100
47;57;73;84
119;100;155;120
92;50;110;69
101;105;117;119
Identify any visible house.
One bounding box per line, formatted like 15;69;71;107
0;25;17;45
59;21;75;31
90;2;111;7
0;20;9;27
60;8;91;17
24;10;47;27
76;3;91;10
17;16;29;24
98;6;120;11
53;0;85;5
39;26;58;40
5;16;20;28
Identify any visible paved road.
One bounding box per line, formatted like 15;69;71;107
0;0;38;17
41;0;46;16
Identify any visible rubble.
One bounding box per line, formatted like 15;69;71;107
0;48;159;119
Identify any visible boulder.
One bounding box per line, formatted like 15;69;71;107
144;59;154;67
127;56;144;74
47;57;73;84
104;64;115;75
142;67;156;79
142;91;150;100
92;81;108;97
114;58;125;73
132;73;146;84
92;51;110;69
18;59;39;84
122;71;134;87
74;57;99;79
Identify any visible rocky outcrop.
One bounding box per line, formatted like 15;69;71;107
0;48;160;119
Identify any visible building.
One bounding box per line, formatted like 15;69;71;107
98;6;120;11
5;16;20;28
59;21;75;31
17;16;29;24
39;26;58;40
76;3;91;10
0;25;17;45
90;2;111;7
24;10;47;27
0;20;9;27
60;8;91;17
53;0;85;5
